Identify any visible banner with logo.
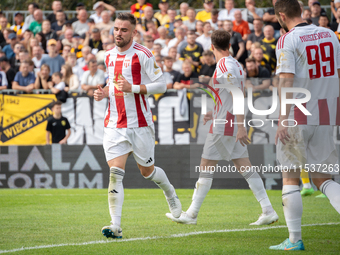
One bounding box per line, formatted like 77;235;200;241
0;94;56;145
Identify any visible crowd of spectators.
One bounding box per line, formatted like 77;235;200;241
0;0;339;95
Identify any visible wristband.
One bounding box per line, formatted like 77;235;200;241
131;85;141;93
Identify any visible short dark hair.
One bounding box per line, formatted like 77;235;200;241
52;101;63;107
202;50;214;56
163;56;173;61
116;12;137;26
30;3;39;9
203;21;211;28
0;56;9;63
211;30;230;51
245;57;256;64
212;9;219;16
274;0;301;18
187;7;196;13
52;71;63;79
88;59;98;66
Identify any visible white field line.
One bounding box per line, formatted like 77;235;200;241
0;222;339;254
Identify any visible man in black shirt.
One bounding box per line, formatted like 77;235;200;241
173;60;200;89
163;56;181;83
46;101;71;144
179;30;203;73
0;56;16;89
199;50;216;85
246;19;264;51
245;58;271;91
263;0;281;38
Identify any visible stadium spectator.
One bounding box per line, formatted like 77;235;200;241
96;11;115;33
260;25;276;73
246;19;264;51
153;43;162;56
209;9;219;30
311;2;322;26
17;50;30;71
22;3;39;33
41;39;65;75
0;67;8;90
72;10;89;37
2;33;17;59
137;6;161;34
183;8;197;31
145;21;160;40
10;12;24;39
319;12;330;28
42;20;58;41
22;30;34;51
61;64;79;91
180;30;203;72
242;0;264;31
173;60;199;89
70;34;84;59
196;0;214;22
131;0;153;19
96;37;113;63
84;28;103;55
143;35;154;50
61;29;74;48
168;27;186;53
31;41;45;65
47;1;63;24
263;0;281;38
90;1;116;23
253;47;270;72
176;3;189;21
331;7;340;33
77;46;91;68
12;61;35;92
302;9;312;20
154;26;167;48
46;101;71;144
52;10;66;37
0;16;10;31
35;32;47;53
163;55;181;82
196;20;204;36
233;10;251;41
199;50;216;81
168;46;183;73
49;71;68;102
164;8;176;37
62;44;72;62
196;22;212;51
9;43;22;71
29;9;44;35
223;20;245;63
0;28;11;48
0;56;15;89
154;0;170;25
245;57;271;91
81;59;105;96
34;64;53;89
69;3;86;24
218;0;236;21
66;53;83;82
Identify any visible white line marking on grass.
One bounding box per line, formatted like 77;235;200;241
0;222;339;254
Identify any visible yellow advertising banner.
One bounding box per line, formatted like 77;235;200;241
0;94;56;145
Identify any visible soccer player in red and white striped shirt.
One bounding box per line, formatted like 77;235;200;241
166;29;278;226
94;13;181;239
270;0;340;250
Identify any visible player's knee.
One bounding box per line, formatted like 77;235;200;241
314;178;331;190
139;165;154;178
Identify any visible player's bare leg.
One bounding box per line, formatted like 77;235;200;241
233;157;278;225
166;158;217;224
102;153;130;239
138;163;182;218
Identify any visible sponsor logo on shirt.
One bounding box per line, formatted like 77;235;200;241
154;61;159;69
154;69;160;75
123;59;130;68
116;57;125;61
61;120;66;126
52;122;57;126
108;61;114;67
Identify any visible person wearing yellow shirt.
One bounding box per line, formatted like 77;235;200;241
154;0;169;25
10;13;25;38
196;0;214;22
175;2;189;21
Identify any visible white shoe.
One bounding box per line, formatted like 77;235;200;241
249;211;279;225
101;224;123;238
166;211;197;225
166;193;182;218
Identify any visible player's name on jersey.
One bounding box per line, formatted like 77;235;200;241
299;31;332;42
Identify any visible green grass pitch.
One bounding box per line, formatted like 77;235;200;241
0;189;339;254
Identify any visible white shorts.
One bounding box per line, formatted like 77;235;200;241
103;124;155;167
201;133;249;161
277;125;339;175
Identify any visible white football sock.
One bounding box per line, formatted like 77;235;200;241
144;166;175;198
303;182;312;189
186;171;213;218
282;185;302;243
320;180;340;214
108;167;125;227
242;169;273;214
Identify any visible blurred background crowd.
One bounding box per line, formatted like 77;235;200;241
0;0;338;97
